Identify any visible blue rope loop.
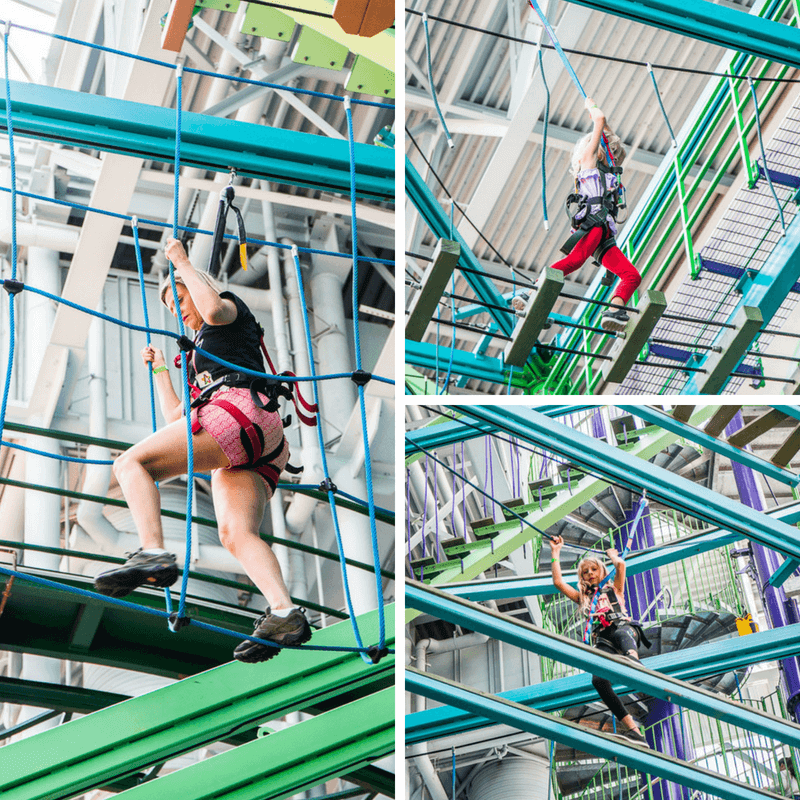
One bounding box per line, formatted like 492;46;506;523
538;47;550;230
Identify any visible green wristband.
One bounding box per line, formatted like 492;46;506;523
551;557;558;563
152;365;168;375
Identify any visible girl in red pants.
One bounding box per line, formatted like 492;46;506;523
552;98;641;332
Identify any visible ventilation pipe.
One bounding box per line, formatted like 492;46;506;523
467;758;550;800
0;168;80;253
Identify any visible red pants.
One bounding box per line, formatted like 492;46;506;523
550;226;641;304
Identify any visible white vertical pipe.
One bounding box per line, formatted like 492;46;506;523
19;246;61;736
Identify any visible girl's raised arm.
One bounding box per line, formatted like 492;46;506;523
551;535;581;604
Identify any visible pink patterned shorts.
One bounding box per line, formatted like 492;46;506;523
191;386;289;497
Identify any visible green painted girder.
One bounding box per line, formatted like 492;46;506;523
0;607;394;800
407;612;800;743
0;675;128;715
445;498;800;600
0;81;394;201
618;405;800;486
563;0;800;70
407;582;800;751
113;688;393;799
683;213;800;393
456;405;800;562
405;406;718;621
406;157;514;336
407;669;781;800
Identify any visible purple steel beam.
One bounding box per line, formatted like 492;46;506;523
646;700;692;800
727;411;800;721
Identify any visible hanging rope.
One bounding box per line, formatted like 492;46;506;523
527;0;615;167
422;12;454;150
647;63;677;148
538;48;551;231
748;76;786;236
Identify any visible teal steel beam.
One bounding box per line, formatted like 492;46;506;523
774;405;800;423
406;157;514;336
114;688;394;800
0;608;395;800
563;0;800;70
407;669;782;800
0;81;393;200
454;405;800;561
405;338;509;385
407;582;800;750
407;614;800;743
618;405;800;486
683;213;800;393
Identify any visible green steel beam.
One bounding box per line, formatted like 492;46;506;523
444;499;800;600
455;405;800;561
618;405;800;486
114;689;394;800
0;81;393;200
407;613;800;743
563;0;800;70
0;608;394;800
406;239;460;341
407;582;800;750
407;669;781;800
0;676;129;715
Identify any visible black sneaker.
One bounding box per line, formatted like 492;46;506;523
621;727;649;747
94;549;179;598
601;307;630;332
233;607;312;664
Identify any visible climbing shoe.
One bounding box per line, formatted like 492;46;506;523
621;727;649;747
601;307;630;332
233;607;312;664
94;549;179;598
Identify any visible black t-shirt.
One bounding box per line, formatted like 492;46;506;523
190;291;264;387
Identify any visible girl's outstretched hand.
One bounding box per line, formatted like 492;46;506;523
585;96;605;122
606;547;622;563
551;535;564;555
164;237;191;271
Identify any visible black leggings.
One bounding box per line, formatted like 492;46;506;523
591;625;640;721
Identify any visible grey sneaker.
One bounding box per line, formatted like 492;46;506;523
94;549;178;598
622;727;649;747
233;607;312;663
601;307;630;332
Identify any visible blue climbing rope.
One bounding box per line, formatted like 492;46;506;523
290;247;374;663
527;0;615;167
0;21;18;454
647;63;677;148
344;97;387;652
748;76;786;236
422;13;454;150
538;48;551;231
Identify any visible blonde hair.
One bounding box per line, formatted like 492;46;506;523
570;128;627;176
158;270;223;307
576;555;607;612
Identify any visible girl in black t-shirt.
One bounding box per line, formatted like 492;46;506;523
94;238;311;662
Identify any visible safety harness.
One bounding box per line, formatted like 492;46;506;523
560;161;627;269
583;585;651;652
177;328;319;490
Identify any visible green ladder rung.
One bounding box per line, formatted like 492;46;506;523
414;559;462;578
442;540;492;556
474;519;523;537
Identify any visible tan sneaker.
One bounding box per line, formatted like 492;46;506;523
94;549;178;598
233;607;312;663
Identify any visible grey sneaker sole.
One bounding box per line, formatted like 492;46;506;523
601;315;628;332
94;563;179;598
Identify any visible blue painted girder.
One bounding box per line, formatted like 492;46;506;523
454;405;800;563
406;158;515;336
407;616;800;744
683;212;800;393
407;668;783;800
407;581;800;750
405;339;510;388
0;81;394;200
563;0;800;70
618;405;800;486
